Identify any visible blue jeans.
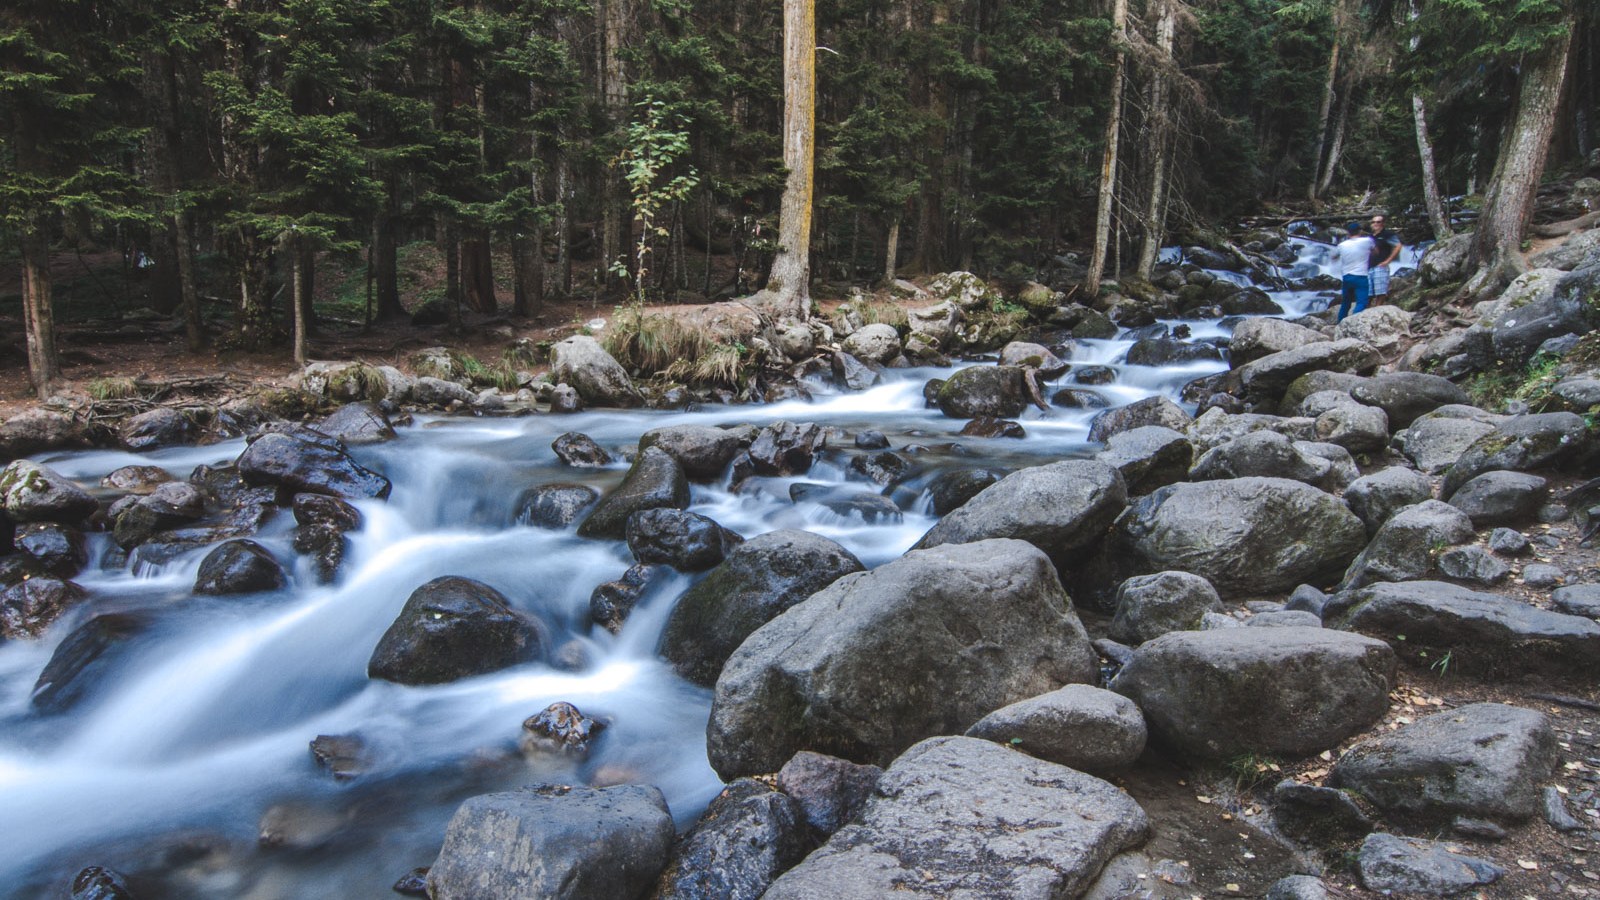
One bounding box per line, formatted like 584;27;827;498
1338;274;1370;321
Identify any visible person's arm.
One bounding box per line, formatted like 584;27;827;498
1380;237;1402;267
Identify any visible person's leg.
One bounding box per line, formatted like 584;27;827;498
1352;276;1370;316
1338;276;1355;320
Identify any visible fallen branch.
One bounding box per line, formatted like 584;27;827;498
1528;693;1600;713
1530;210;1600;238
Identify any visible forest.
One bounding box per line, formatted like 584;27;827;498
1;0;1595;396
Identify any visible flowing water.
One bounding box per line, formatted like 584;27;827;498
0;238;1420;897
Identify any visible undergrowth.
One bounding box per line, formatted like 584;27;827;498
605;303;754;387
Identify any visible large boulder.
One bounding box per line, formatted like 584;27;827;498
1188;431;1336;489
515;483;600;529
1229;318;1328;366
1087;396;1192;443
236;427;391;500
119;407;197;451
30;612;152;713
660;530;863;686
639;425;743;482
0;575;88;639
1340;500;1474;589
0;409;101;462
317;402;396;445
0;460;98;524
550;335;644;408
1483;265;1600;367
1094;426;1193;496
193;539;288;595
760;736;1148;900
1350;373;1470;430
1234;339;1381;406
707;539;1098;778
1110;627;1396;760
1446;470;1547;526
1313;402;1389;453
1418;232;1472;285
1324;580;1600;678
1343;467;1434;535
935;366;1028;419
655;779;808;900
426;784;674;900
1124;338;1222;366
1332;306;1411;357
1184;407;1315;452
1530;228;1600;271
368;576;543;685
576;447;690;540
1393;415;1498;474
1356;834;1503;896
744;422;826;477
912;459;1126;571
552;432;612;467
841;323;902;364
965;684;1147;774
1109;571;1223;645
625;508;742;572
1330;703;1558;824
1097;477;1367;599
1441;412;1587;498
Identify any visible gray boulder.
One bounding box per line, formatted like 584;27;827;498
368;576;543;685
998;341;1068;376
1185;408;1316;452
1393;415;1498;475
193;540;287;595
1436;545;1510;585
0;461;98;524
550;335;644;408
1095;426;1193;495
965;684;1147;774
1296;440;1359;491
1553;584;1600;618
1313;402;1389;453
515;483;600;529
625;508;742;572
1333;306;1412;357
1530;228;1600;271
1483;265;1600;367
1552;376;1600;412
1265;875;1334;900
1357;833;1503;896
236;427;392;500
426;784;674;900
761;736;1148;900
119;407;196;450
640;425;743;481
318;402;396;445
924;468;1005;515
1341;500;1474;589
744;421;826;476
1125;338;1222;366
411;376;478;408
1188;431;1334;489
1344;467;1433;535
659;530;863;686
935;366;1028;419
775;751;882;839
1087;396;1192;443
576;447;689;540
913;459;1127;571
1109;571;1223;645
1446;470;1548;526
1351;373;1470;430
1418;233;1472;285
842;323;901;364
1110;627;1395;760
1442;411;1588;498
1229;318;1328;366
1099;477;1367;599
1325;580;1600;677
1331;703;1558;824
1235;339;1381;406
706;539;1097;778
552;431;612;467
655;779;808;900
0;409;101;462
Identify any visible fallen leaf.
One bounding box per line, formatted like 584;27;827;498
1518;860;1539;870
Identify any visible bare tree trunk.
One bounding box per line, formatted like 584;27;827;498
1413;93;1452;239
1466;11;1576;293
462;234;497;313
1308;37;1341;200
173;208;203;350
764;0;816;319
600;0;630;291
373;199;405;320
1136;0;1176;279
21;231;60;397
1086;0;1128;292
884;216;901;286
292;240;307;367
1315;72;1355;197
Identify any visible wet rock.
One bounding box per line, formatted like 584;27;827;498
1109;571;1223;645
1095;426;1193;495
317;401;396;445
31;612;151;713
761;736;1147;900
1189;430;1335;489
998;341;1068;376
853;430;889;450
1344;467;1433;536
661;530;863;686
193;539;287;595
1357;833;1503;895
1552;583;1600;618
847;450;918;485
1447;470;1547;526
548;383;582;413
1088;396;1192;442
71;866;135;900
101;465;174;494
515;483;599;529
120;407;196;451
1341;500;1474;589
1052;387;1110;408
775;751;883;839
1351;372;1469;430
392;868;429;896
1271;780;1374;844
790;484;902;523
1235;339;1381;406
0;575;88;638
935;365;1028;419
1125;338;1222;366
576;447;690;540
831;351;879;391
707;539;1097;777
1073;365;1117;385
1110;627;1396;760
965;684;1146;774
426;784;673;900
1229;318;1329;366
551;431;612;467
1332;702;1557;825
956;416;1025;438
923;468;1004;515
0;460;98;524
292;493;360;532
519;701;606;756
589;563;661;633
625;508;742;572
1218;288;1284;316
1441;411;1588;499
0;408;101;462
655;779;808;900
550;334;644;408
744;421;826;476
1098;477;1367;600
368;576;543;685
16;523;88;578
914;459;1126;571
237;427;391;500
1393;414;1499;475
309;734;371;781
1437;545;1510;585
639;424;742;481
113;482;209;549
1072;311;1119;339
841;323;901;364
1325;580;1600;678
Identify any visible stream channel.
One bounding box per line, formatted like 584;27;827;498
0;237;1420;897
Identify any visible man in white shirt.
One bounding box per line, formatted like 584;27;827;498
1335;221;1374;322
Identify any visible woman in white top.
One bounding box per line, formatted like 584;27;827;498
1335;221;1374;322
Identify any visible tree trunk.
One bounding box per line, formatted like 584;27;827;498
884;216;901;286
1308;37;1341;200
373;202;405;320
1466;11;1576;292
1135;0;1176;279
600;0;630;291
20;231;60;397
292;240;307;367
1086;0;1128;293
764;0;816;319
1315;71;1355;197
1413;93;1452;239
462;235;496;313
173;207;203;350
